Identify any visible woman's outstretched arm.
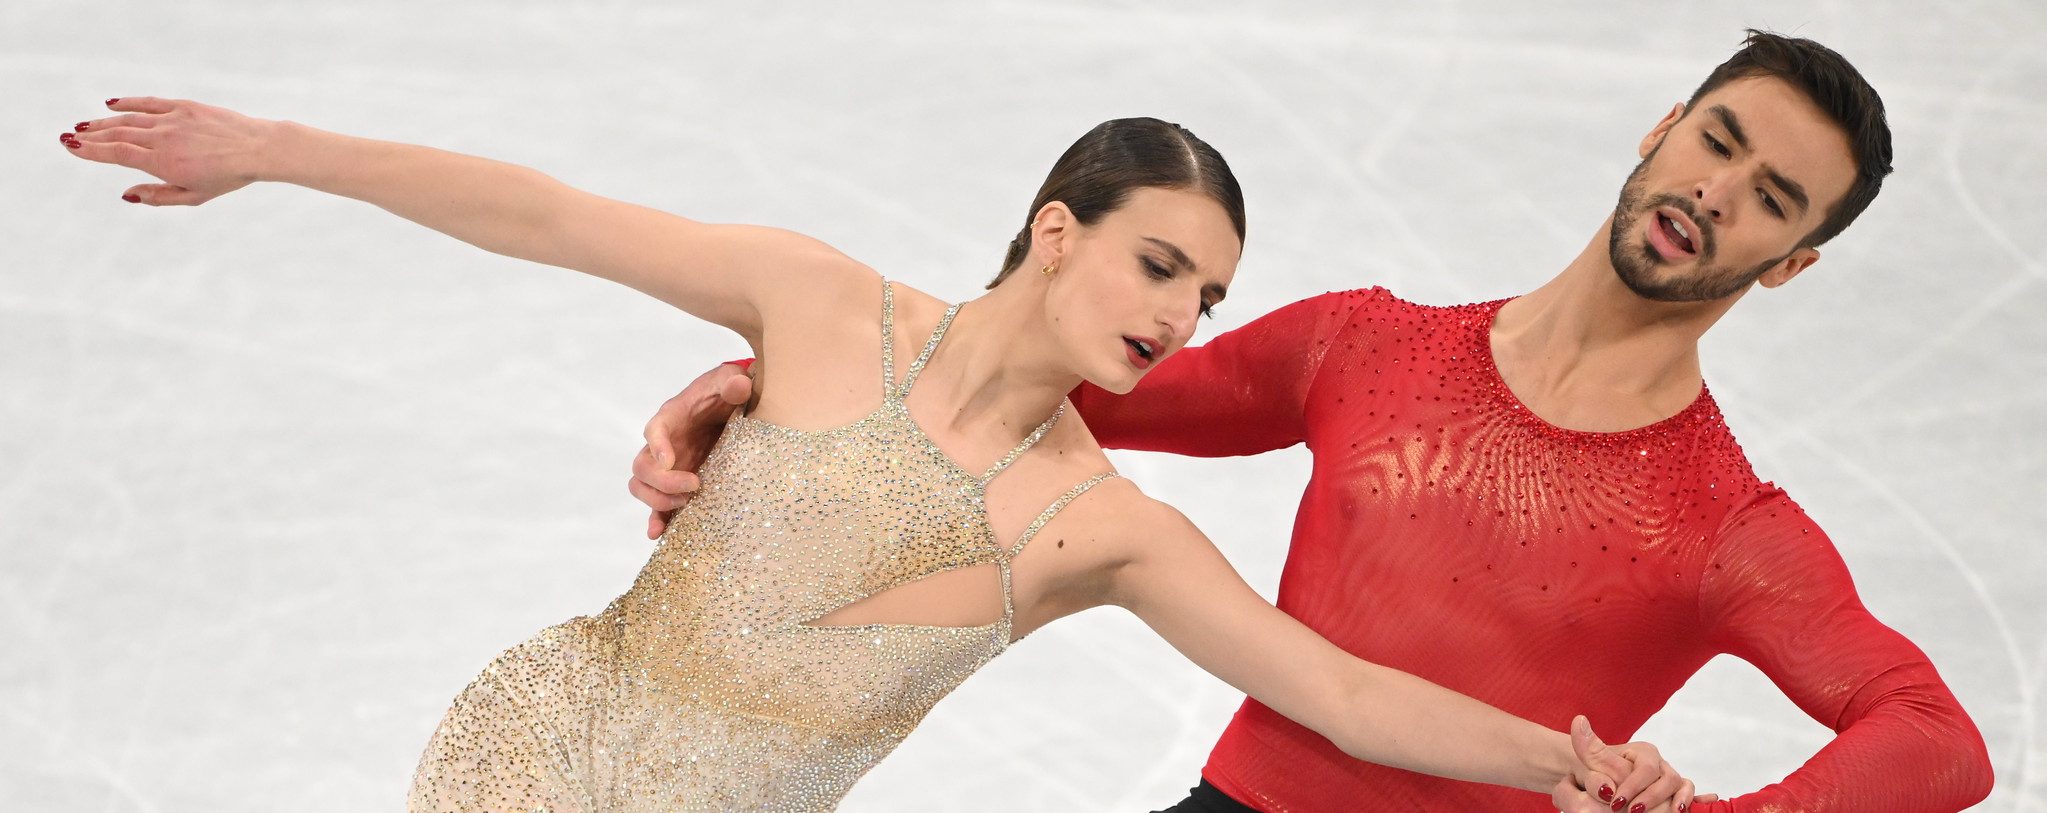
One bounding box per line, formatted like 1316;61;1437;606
64;97;848;339
1090;489;1700;811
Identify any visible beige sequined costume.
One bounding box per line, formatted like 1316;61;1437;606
409;282;1117;811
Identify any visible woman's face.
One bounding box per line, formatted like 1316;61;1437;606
1041;186;1241;394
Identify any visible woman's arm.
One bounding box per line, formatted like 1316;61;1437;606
1096;493;1691;807
65;97;849;339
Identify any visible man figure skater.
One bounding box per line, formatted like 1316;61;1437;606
630;31;1992;812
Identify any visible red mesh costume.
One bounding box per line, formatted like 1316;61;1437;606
1072;289;1991;812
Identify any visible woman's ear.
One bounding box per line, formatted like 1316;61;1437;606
1031;201;1075;260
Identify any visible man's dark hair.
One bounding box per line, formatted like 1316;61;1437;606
1685;30;1893;247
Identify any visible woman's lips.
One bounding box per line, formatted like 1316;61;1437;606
1124;336;1158;370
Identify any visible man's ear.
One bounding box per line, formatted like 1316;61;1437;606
1758;248;1820;289
1640;102;1686;159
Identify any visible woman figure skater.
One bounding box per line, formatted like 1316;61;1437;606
59;97;1698;812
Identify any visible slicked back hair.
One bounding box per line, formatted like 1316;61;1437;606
990;118;1245;288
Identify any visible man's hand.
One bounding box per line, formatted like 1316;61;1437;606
1551;716;1716;813
629;362;753;538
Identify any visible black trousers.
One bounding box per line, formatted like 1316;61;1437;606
1151;779;1260;812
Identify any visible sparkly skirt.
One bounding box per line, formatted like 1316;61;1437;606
407;614;896;812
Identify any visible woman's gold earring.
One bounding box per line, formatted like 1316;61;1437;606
1040;262;1058;277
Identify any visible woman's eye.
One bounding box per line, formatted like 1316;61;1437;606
1141;257;1172;279
1199;302;1217;319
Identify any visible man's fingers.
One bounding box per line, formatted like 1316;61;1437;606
628;475;689;513
107;96;178;114
1619;759;1679;813
1573;714;1633;779
645;511;667;540
631;446;701;494
717;367;754;406
1571;715;1604;763
1610;746;1665;811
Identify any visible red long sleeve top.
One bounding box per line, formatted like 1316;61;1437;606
1072;288;1992;812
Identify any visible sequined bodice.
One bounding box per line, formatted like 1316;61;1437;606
579;282;1112;808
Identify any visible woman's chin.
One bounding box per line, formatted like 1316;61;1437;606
1083;366;1142;395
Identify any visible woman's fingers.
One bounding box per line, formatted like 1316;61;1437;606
1573;764;1621;810
61;133;153;170
1672;778;1696;813
107;95;179;114
1553;776;1613;813
120;183;208;207
74;124;160;148
76;113;160;133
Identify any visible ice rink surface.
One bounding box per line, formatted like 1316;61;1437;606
4;1;2043;809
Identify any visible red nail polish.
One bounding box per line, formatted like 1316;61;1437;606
74;122;91;132
122;193;141;203
1632;804;1646;813
1612;797;1628;812
1598;786;1614;802
106;98;120;106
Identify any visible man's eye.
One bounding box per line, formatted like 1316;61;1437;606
1705;134;1731;158
1761;190;1784;217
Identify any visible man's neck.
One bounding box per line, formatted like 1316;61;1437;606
1489;222;1744;432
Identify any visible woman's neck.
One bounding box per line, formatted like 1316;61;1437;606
911;277;1080;440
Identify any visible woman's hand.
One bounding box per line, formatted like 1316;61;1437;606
62;97;280;206
1552;716;1717;813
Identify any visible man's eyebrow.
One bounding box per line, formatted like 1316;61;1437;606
1765;168;1810;215
1710;104;1810;216
1710;105;1749;150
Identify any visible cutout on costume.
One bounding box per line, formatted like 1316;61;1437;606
799;563;1004;629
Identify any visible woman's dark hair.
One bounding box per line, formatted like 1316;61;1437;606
989;118;1246;288
1686;30;1892;248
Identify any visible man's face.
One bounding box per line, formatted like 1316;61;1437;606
1607;75;1859;302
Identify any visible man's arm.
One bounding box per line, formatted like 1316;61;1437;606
1071;288;1382;456
1694;490;1993;812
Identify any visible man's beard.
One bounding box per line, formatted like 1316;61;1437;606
1607;152;1786;302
